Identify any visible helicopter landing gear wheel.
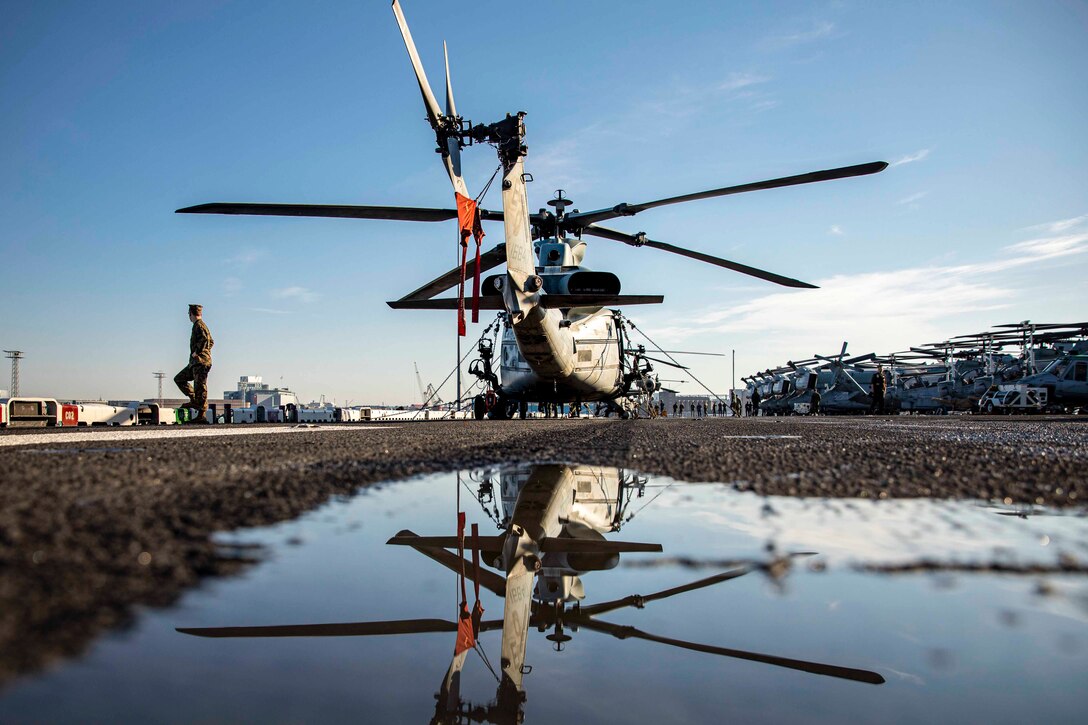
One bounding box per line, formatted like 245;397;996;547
473;395;487;420
984;400;995;414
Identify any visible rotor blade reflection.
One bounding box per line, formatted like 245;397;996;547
575;618;885;685
392;528;507;597
577;567;751;617
176;618;458;638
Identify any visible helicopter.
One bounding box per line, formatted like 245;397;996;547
177;464;885;723
176;0;888;419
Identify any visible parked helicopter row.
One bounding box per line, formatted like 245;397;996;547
742;321;1088;416
177;0;887;421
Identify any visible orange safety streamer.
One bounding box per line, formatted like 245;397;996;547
455;192;486;327
455;511;475;655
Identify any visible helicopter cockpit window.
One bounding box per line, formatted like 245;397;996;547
1070;361;1087;382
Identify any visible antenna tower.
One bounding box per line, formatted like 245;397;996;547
152;371;166;403
4;350;23;397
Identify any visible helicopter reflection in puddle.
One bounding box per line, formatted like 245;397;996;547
178;465;883;724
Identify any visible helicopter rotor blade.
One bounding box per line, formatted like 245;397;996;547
574;617;885;685
176;618;458;638
175;202;504;223
391;0;443;129
177;203;451;221
562;161;888;230
397;244;507;302
443;41;457;118
577;567;751;617
581;225;818;289
637;354;689;370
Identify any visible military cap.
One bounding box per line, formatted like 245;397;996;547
188;304;203;316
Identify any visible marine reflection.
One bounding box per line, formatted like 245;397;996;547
178;464;883;723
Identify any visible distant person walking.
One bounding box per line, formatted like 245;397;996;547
810;388;821;416
870;366;887;415
174;304;214;423
751;389;761;417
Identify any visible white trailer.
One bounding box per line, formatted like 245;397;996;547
335;407;363;422
134;402;177;425
979;384;1048;413
232;407;259;423
298;407;335;423
0;398;59;427
74;402;138;426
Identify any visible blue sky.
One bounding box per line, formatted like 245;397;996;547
2;0;1086;403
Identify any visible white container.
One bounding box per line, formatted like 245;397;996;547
76;402;137;426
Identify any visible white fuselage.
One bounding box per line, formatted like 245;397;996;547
500;305;626;402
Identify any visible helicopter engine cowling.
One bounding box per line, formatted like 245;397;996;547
481;271;621;297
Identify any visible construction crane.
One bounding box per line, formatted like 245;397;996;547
414;362;441;407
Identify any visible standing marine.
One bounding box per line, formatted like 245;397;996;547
174;303;214;423
870;365;887;415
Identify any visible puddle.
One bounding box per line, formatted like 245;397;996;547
2;465;1086;724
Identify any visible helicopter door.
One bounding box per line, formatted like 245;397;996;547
1064;360;1088;398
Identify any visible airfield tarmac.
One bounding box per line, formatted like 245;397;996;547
1;415;1086;688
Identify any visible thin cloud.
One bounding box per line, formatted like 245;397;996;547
647;223;1088;361
891;149;930;167
225;247;266;265
897;191;928;206
1003;232;1088;260
718;72;771;92
762;21;837;50
1023;214;1087;234
248;307;293;315
829;225;843;236
272;286;320;303
222;276;243;296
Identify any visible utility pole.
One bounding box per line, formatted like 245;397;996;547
152;371;165;403
4;350;24;397
731;349;735;396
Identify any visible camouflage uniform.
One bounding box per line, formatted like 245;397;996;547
870;369;886;414
175;317;214;414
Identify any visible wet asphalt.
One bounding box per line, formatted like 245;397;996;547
1;415;1085;687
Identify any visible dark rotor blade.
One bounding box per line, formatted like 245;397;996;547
399;244;507;301
575;618;885;685
994;322;1088;330
539;538;662;554
577;567;751;617
176;618;457;638
386;534;507;550
386;297;507;311
562;161;888;229
582;225;817;289
538;294;664;308
177;202;462;222
639;354;689;370
388;294;665;310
